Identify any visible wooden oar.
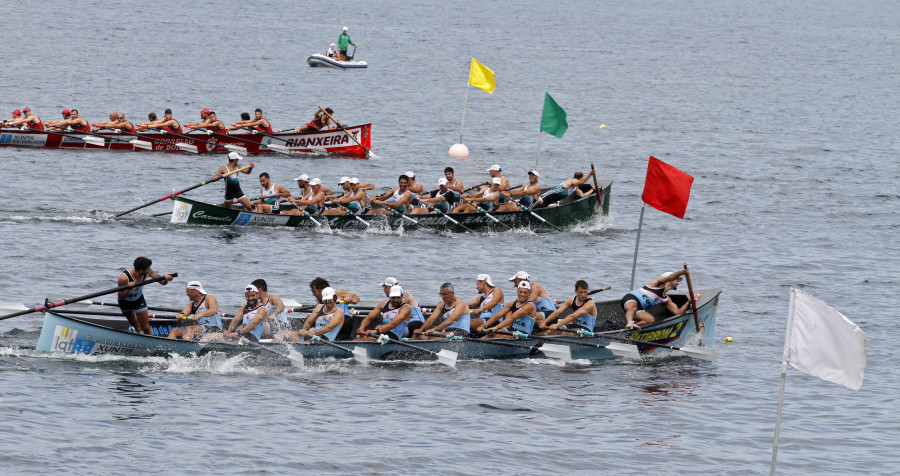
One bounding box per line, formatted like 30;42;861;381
590;163;603;210
307;335;369;363
24;126;106;147
426;332;571;360
317;106;376;158
373;333;457;367
493;330;639;358
0;274;177;321
557;328;717;361
161;129;247;154
115;165;252;217
683;263;701;332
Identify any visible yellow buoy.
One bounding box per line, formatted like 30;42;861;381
725;336;733;343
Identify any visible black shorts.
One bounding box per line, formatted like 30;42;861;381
225;182;245;201
119;295;148;314
620;293;641;310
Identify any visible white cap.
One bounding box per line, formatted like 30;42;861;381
310;178;322;186
662;271;684;282
492;177;502;185
294;173;309;182
330;43;336;47
528;170;539;177
228;151;242;161
186;280;206;294
487;164;501;172
321;287;336;300
438;177;448;186
381;277;399;287
343;26;348;31
338;176;350;184
388;285;403;297
517;281;532;290
349;177;359;184
405;171;415;178
508;271;530;282
245;284;259;293
476;274;494;287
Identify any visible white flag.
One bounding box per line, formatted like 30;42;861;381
784;288;866;390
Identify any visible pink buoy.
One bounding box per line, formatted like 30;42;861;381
448;143;469;158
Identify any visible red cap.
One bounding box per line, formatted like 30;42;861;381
23;107;31;112
200;109;210;114
12;109;21;115
62;109;71;115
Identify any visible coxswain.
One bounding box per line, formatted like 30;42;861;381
284;177;326;216
2;109;23;127
286;287;344;342
222;284;270;342
535;170;596;207
480;281;540;338
183;108;211;130
323;177;369;215
452;177;502;213
295;108;334;133
90;111;119;131
622;270;699;330
409;177;460;214
336;26;357;61
539;280;596;335
231;108;273;134
117;256;174;335
168;281;222;341
466;274;504;333
356;285;411;341
368;174;414;215
251;278;289;336
413;283;471;340
9;107;44;130
507;271;556;313
253;172;291;214
212;152;255;210
497;170;541;211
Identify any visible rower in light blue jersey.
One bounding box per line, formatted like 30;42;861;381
223;284;269;342
356;285;411;341
508;270;557;313
377;277;425;337
168;280;223;341
481;281;540;337
539;280;597;335
289;287;344;342
467;274;505;334
621;269;700;330
251;278;288;337
414;282;471;339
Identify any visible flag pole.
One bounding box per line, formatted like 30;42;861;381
459;83;470;144
534;131;542;170
771;289;797;476
629;203;646;289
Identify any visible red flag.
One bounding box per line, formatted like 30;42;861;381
641;156;693;219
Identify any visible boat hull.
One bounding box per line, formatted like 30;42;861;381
307;54;368;69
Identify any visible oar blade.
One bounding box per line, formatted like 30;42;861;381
538;343;572;361
605;342;640;359
224;144;248;154
435;349;458;367
285;349;305;367
175;142;199;154
0;301;30;313
351;346;369;364
264;143;290;153
130;139;153;150
281;298;303;308
676;345;717;362
83;135;106;146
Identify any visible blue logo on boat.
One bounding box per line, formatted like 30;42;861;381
0;134;11;144
234;213;252;226
71;339;96;354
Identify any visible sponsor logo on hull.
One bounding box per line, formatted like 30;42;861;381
171;202;193;223
0;133;48;146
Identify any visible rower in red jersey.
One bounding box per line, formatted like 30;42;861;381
138;108;182;133
231;108;273;134
8;107;44;130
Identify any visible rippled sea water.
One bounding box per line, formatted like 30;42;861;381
1;0;898;474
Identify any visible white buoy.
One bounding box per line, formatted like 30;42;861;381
448;143;469;158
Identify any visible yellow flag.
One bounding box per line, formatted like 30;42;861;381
468;58;496;94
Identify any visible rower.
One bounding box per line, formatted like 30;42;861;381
287;287;344;341
323;176;368;215
497;170;541;211
535;170;596;207
7;107;44;130
368;175;413;215
253;172;291;214
413;283;471;340
251;278;288;336
91;112;119;131
42;109;71;130
409;177;460;214
140;108;182;133
485;164;510;191
378;277;425;336
222;284;270;342
308;277;360;340
295;108;334;133
48;109;91;132
404;171;424;194
284;177;326;216
136;112;158;131
183;108;211;130
539;280;596;335
2;109;22;127
231;108;274;134
336;26;357;61
480;281;540;338
212;152;255;211
452;177;502;213
622;269;699;330
115;113;137;134
508;271;556;313
356;285;410;341
190;111;227;134
443;166;464;193
116;256;174;335
168;281;222;341
466;273;504;333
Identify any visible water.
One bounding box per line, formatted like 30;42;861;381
1;0;898;473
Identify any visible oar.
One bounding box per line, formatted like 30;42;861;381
590;163;603;210
115;165;252;217
24;126;106;147
587;286;611;296
231;127;292;153
307;335;369;363
683;263;701;332
0;274;177;321
200;128;290;154
557;328;717;361
435;210;475;233
526;202;563;232
396;212;439;233
351;214;371;227
373;333;456;367
317;106;376;158
161;129;247;154
481;210;511;230
493;330;639;359
238;338;304;367
426;332;570;360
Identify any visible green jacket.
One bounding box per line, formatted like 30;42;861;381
337;33;355;50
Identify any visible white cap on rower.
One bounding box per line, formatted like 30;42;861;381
517;281;532;290
492;177;502;185
381;277;399;287
388;285;403;297
228;151;242;161
339;176;350;184
528;170;539;177
405;171;415;178
321;287;336;301
476;274;494;286
294;173;309;182
245;284;259;293
487;164;501;172
310;178;322;186
349;177;359;184
662;271;684;282
186;280;206;294
508;271;530;282
438;177;448;186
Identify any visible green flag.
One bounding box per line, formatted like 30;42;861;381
540;93;568;138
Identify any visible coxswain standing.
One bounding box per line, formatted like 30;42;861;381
117;256;174;335
336;26;357;61
168;281;222;341
253;172;291;214
213;152;255;210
